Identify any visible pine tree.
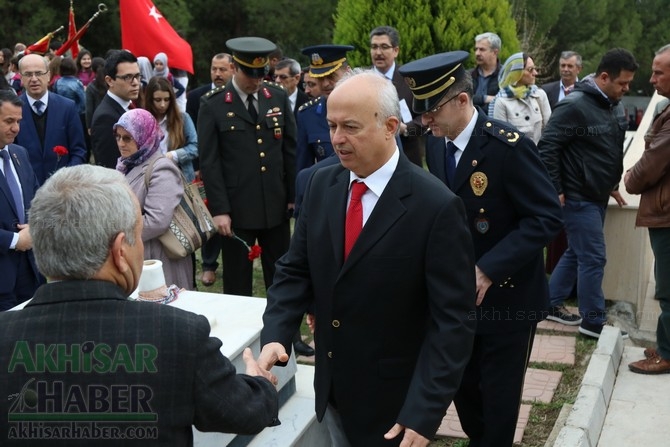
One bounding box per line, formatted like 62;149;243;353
333;0;520;69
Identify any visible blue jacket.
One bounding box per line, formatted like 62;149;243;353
169;112;199;183
15;92;87;185
296;96;333;173
52;76;86;115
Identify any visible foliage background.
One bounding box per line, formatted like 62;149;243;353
0;0;666;94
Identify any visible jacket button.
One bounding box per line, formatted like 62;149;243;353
332;320;340;328
328;351;333;358
261;166;267;172
257;139;263;144
256;125;261;130
231;126;235;130
260;152;266;158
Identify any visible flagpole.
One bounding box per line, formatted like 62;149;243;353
55;3;108;57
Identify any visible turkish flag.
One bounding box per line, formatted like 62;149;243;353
120;0;193;74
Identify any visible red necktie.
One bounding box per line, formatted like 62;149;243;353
344;181;368;259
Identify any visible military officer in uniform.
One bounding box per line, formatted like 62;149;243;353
198;37;297;298
399;52;563;447
295;44;354;174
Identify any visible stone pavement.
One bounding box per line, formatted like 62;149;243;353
436;312;580;444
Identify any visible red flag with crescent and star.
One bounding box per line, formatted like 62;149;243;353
119;0;193;74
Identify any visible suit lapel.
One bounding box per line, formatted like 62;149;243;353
0;147;22;218
338;157;410;276
326;169;349;267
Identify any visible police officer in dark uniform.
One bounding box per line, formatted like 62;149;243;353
399;52;563;447
198;37;297;298
295;44;354;174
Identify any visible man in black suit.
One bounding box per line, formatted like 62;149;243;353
259;70;476;447
186;53;235;128
0;91;42;311
0;164;279;445
187;53;235;287
400;52;563;446
541;51;583;110
90;50;140;169
369;26;424;167
198;37;296;297
273;58;309;119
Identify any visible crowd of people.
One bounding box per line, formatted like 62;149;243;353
1;27;670;447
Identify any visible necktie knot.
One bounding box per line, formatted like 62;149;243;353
563;85;573;95
33;100;44;116
350;181;368;202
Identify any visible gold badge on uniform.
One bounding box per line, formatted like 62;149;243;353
470;172;488;196
226;112;235;117
274;128;282;139
405;77;416;88
311;53;324;65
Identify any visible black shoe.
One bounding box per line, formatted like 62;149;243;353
293;340;315;356
579;321;629;340
546;305;582;325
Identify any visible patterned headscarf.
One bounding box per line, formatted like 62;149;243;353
152;52;169;78
114;109;164;174
497;52;536;100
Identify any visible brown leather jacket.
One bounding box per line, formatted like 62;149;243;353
625;100;670;227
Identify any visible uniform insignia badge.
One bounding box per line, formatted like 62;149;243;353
311;53;324;65
470;172;488;196
475;209;489;234
274;128;282;139
226;112;235;117
262;88;271;98
317;145;325;158
507;131;520;142
225;91;233;103
405;77;416;88
273;107;280;113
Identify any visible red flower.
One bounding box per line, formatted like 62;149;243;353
248;244;262;261
53;145;68;163
232;234;263;262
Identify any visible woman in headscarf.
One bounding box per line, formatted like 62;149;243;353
490;52;551;144
115;108;192;289
152;52;185;98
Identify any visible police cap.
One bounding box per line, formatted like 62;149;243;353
301;44;355;78
398;50;470;114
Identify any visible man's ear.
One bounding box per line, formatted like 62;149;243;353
110;231;131;273
386;116;400;137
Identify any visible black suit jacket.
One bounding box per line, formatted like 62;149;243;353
90;94;127;169
426;110;563;333
392;68;424;166
0;280;278;446
262;154;476;445
0;145;41;309
541;80;561;110
186;84;213;128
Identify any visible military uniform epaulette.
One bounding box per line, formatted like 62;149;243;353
262;80;285;91
204;85;226;99
298;97;321;112
483;119;524;146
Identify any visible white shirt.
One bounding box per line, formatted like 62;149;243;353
445;108;479;166
288;88;298;112
232;78;258;113
373;62;396;81
348;147;400;225
27;92;48;113
107;91;133;111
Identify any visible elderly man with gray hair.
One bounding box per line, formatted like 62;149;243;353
273;58;309;117
471;31;502;114
0;164;279;446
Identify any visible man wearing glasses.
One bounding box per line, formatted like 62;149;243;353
273;58;309;119
399;51;563;447
15;53;86;185
369;26;424;167
91;50;141;169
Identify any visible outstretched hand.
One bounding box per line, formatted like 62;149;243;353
384;423;430;446
256;343;290;385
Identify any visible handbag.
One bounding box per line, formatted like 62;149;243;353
144;158;216;259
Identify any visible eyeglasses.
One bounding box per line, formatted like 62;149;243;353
302;81;317;89
426;91;463;114
21;71;48;78
370;44;394;51
274;74;291;80
525;66;539;73
115;73;142;83
114;134;134;144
